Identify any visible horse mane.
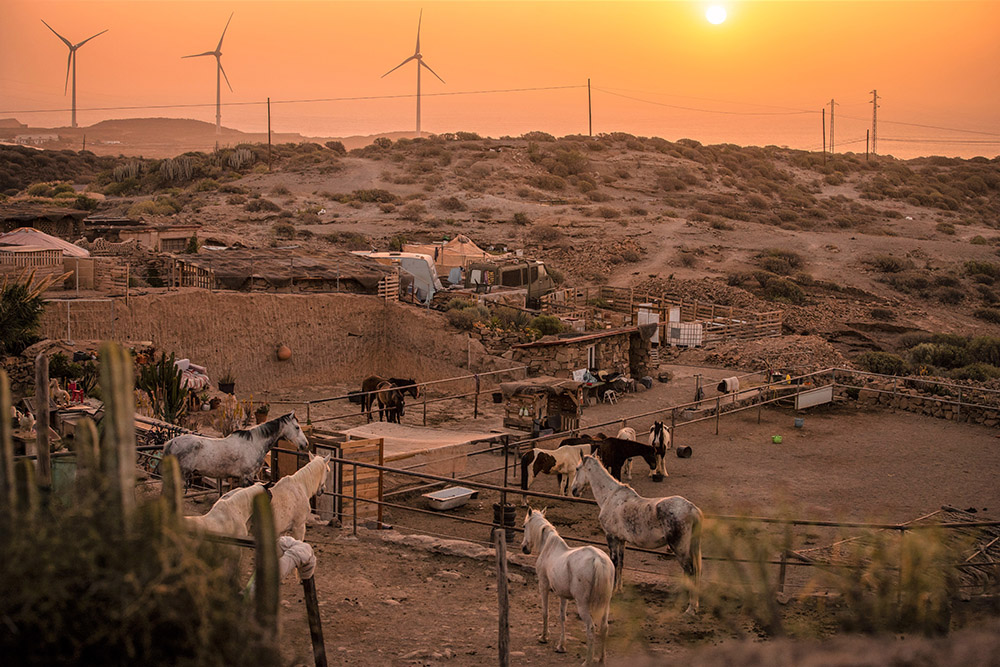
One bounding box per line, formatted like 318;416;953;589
291;456;328;495
232;412;293;441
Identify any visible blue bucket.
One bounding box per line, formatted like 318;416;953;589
794;417;804;429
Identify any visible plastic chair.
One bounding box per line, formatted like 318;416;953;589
602;389;619;405
67;380;84;404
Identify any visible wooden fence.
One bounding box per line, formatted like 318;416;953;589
377;271;400;302
541;286;783;343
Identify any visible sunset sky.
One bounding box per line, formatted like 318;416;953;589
1;1;997;158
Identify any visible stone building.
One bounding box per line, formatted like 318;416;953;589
511;325;656;380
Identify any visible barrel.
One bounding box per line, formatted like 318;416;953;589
676;445;693;458
794;417;804;429
493;502;517;542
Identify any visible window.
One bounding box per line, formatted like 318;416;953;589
586;345;596;370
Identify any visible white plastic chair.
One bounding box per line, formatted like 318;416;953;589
603;389;618;404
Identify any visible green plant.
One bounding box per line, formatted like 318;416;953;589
973;307;1000;324
528;314;566;336
0;271;64;355
136;352;190;425
855;350;907;375
184;234;199;254
219;371;236;386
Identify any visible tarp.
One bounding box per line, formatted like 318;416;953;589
499;376;585;403
403;234;494;274
0;227;90;257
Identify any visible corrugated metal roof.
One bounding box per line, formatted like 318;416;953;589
0;227;90;257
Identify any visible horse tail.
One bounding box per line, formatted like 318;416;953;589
689;508;703;579
589;551;615;617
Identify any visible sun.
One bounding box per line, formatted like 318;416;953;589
706;5;727;25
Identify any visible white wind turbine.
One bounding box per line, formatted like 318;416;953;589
381;9;445;138
183;13;235;135
41;20;108;129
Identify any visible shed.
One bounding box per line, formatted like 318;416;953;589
403;235;494;276
0;205;88;238
498;376;585;434
512;326;656;381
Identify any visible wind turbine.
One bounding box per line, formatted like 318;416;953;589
382;9;445;138
183;13;235;135
41;20;108;129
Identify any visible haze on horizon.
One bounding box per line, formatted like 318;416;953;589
1;0;997;160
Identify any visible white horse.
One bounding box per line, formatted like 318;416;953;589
520;443;596;500
648;421;671;479
164;412;309;486
571;455;702;614
184;482;269;537
521;507;614;666
270;453;331;541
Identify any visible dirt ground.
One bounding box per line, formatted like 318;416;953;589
246;368;1000;666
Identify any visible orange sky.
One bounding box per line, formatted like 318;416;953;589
1;1;998;157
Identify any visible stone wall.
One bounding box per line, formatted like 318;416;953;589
846;381;999;427
512;331;653;379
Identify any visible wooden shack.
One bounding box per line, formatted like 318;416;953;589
499;377;584;435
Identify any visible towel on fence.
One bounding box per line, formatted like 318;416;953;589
717;377;740;393
278;536;316;580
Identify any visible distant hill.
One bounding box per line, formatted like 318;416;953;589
0;117;422;158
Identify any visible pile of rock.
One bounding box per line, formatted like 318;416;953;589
703;335;848;372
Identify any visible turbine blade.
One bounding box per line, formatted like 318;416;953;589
183;51;217;58
415;8;422;55
216;12;234;52
64;51;72;95
74;29;108;49
420;60;445;84
218;58;233;93
41;20;72;48
381;55;416;78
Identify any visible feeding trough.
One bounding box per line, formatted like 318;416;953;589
422;486;478;511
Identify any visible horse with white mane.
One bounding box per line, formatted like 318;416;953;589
571;455;702;614
520;442;597;500
183;483;269;537
270;453;331;541
164;412;309;486
521;507;614;666
648;421;671;478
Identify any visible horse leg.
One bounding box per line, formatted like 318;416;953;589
538;583;550;644
623;457;632;482
292;519;306;542
556;473;564;495
606;535;623;591
555;597;568;653
577;599;596;666
597;603;610;664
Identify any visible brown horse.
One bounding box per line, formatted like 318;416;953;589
360;375;387;422
375;381;404;423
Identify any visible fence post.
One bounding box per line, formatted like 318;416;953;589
493;528;511;667
302;574;328;667
251;492;279;636
715;396;721;435
0;371;16;511
957;388;962;420
99;342;136;525
423;391;428;427
352;463;358;536
34;354;52;490
777;550;788;594
474;374;481;419
306;401;312;426
160;454;184;520
66;301;72;343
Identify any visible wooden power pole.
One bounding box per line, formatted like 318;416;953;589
587;79;593;137
821;108;826;163
267;97;272;171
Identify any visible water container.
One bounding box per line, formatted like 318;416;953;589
794;417;805;429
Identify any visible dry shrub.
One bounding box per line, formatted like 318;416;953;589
865;254;914;273
756;248;803;275
400;202;426;221
438;196;467;212
527;224;565;245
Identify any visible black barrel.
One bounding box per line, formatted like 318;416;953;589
493;502;517;542
676;445;693;458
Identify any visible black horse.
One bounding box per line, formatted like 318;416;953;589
388;378;421;399
593;437;660;482
360;376;418;422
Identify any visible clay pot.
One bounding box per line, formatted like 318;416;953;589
276;344;292;361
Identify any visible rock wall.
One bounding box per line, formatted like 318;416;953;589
38;290;501;393
512;332;652;379
847;381;999;427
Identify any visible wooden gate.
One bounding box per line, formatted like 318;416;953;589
339;437;384;524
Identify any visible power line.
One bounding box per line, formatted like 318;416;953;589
838;112;1000;137
596;85;818;114
0;84;586;116
880;137;1000;145
593;87;816;116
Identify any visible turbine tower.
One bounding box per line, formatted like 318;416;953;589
382;9;445;138
183;13;235;135
41;20;108;129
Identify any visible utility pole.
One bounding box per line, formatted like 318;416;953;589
587;78;593;137
828;99;838;153
866;129;870;161
870;89;879;156
267;97;272;171
821;108;826;164
82;134;86;151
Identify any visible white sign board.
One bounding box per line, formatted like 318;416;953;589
794;385;834;410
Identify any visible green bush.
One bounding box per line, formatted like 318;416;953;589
760;276;804;304
245;198;280;213
949;363;1000;382
528;314;566;336
756;248;803;275
446;298;474;311
908;343;967;370
974;307;1000;324
512;212;530;226
271;223;295;240
325;140;347;155
0;273;57;355
447;305;489;330
968;336;1000;366
26;182;55;197
865;254;913;273
855;351;907;376
353;188;397;203
964;261;1000;281
438;196;467;212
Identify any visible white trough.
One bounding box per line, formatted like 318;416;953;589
422;486;479;511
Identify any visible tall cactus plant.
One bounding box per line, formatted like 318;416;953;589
136;352;189;425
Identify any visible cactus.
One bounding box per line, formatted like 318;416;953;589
228;147;255;170
112;160;142;183
159;156;194;182
136;352;190;426
99;342;136;524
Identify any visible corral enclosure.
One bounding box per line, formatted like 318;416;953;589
38;291;500;392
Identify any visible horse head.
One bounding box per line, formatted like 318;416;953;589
570;455;598;497
282;413;310;451
314;453;332;496
520;507;546;555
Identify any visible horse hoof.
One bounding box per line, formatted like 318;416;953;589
555;646;566;654
538;637;548;645
651;474;664;482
